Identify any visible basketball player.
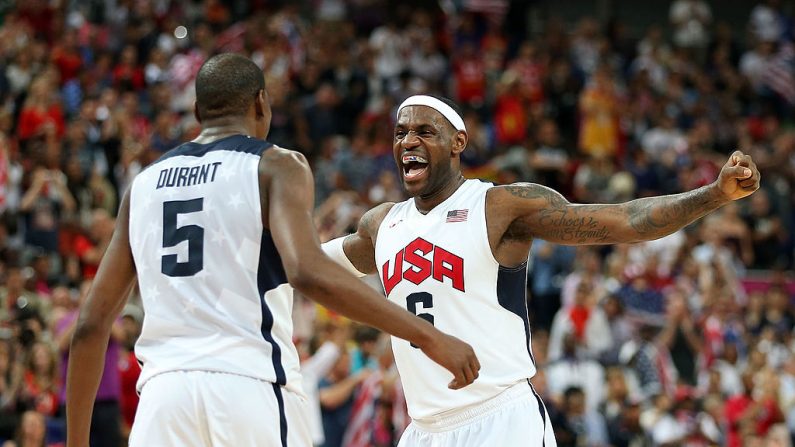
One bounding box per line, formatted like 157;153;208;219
66;56;480;447
320;94;761;446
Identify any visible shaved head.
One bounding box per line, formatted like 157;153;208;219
195;53;265;121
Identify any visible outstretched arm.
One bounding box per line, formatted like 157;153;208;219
498;151;760;245
261;148;479;389
321;203;393;276
67;190;137;447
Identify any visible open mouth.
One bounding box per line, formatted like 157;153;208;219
401;154;428;181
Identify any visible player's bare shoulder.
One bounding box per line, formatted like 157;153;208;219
258;145;310;181
358;201;396;244
257;145;313;229
488;183;567;208
486;183;566;230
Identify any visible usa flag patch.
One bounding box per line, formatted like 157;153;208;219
446;209;468;223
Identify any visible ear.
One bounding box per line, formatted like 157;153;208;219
451;130;468;156
255;89;266;118
193;101;201;123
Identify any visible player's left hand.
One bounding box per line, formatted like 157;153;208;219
716;150;760;201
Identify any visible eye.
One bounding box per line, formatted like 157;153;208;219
420;131;433;137
395;131;406;139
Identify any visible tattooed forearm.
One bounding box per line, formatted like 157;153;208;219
623;184;728;239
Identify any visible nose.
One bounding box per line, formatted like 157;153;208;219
401;130;421;150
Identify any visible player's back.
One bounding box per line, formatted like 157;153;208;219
128;134;299;393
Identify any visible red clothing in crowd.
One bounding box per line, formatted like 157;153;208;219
72;234;100;279
17;105;66;140
22;371;59;416
452;58;485;105
51;47;83;83
118;350;141;429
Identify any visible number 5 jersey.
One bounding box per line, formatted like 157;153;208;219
128;135;302;395
375;179;538;420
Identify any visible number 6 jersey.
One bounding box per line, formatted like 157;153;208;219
128;135;301;395
375;179;538;420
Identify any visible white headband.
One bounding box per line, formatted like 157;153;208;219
397;95;466;132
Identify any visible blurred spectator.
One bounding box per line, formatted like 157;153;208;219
749;0;787;44
744;188;788;269
299;321;346;447
548;281;613;361
546;333;606;413
552;386;609;447
319;348;370;447
18;341;58;416
607;397;648;447
71;209;114;280
1;409;48;447
16;75;65;143
669;0;712;51
528;240;575;331
54;281;122;447
19;167;76;253
657;290;702;386
117;305;142;440
0;339;22;440
350;325;380;373
578;66;621;158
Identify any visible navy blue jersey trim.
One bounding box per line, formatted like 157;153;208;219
151;134;273;166
272;383;288;447
528;380;547;447
496;262;536;366
257;230;289;385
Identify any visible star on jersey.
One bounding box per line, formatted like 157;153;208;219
136;260;151;276
184;298;197;314
145;285;161;300
166;276;185;290
228;193;243;209
218;167;235;182
210;227;227;245
138;193;154;211
145;221;159;237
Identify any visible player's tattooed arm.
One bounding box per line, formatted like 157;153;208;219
499;151;760;245
343;202;395;274
499;182;730;245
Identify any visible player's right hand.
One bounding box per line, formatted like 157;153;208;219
419;333;480;390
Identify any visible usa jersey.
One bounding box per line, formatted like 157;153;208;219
375;179;537;419
128;135;301;395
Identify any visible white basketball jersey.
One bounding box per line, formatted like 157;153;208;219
375;179;537;419
128;135;301;395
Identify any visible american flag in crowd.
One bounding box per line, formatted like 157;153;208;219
342;371;410;447
342;371;382;447
446;209;469;223
764;41;795;104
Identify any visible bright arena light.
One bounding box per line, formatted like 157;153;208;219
174;25;188;39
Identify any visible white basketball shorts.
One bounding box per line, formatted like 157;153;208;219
398;380;557;447
129;370;312;447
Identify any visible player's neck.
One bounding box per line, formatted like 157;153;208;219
413;174;466;214
193;117;253;144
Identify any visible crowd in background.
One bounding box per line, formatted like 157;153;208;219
0;0;793;446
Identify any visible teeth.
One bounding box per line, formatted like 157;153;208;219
402;155;428;165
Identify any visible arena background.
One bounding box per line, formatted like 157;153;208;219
0;0;793;446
